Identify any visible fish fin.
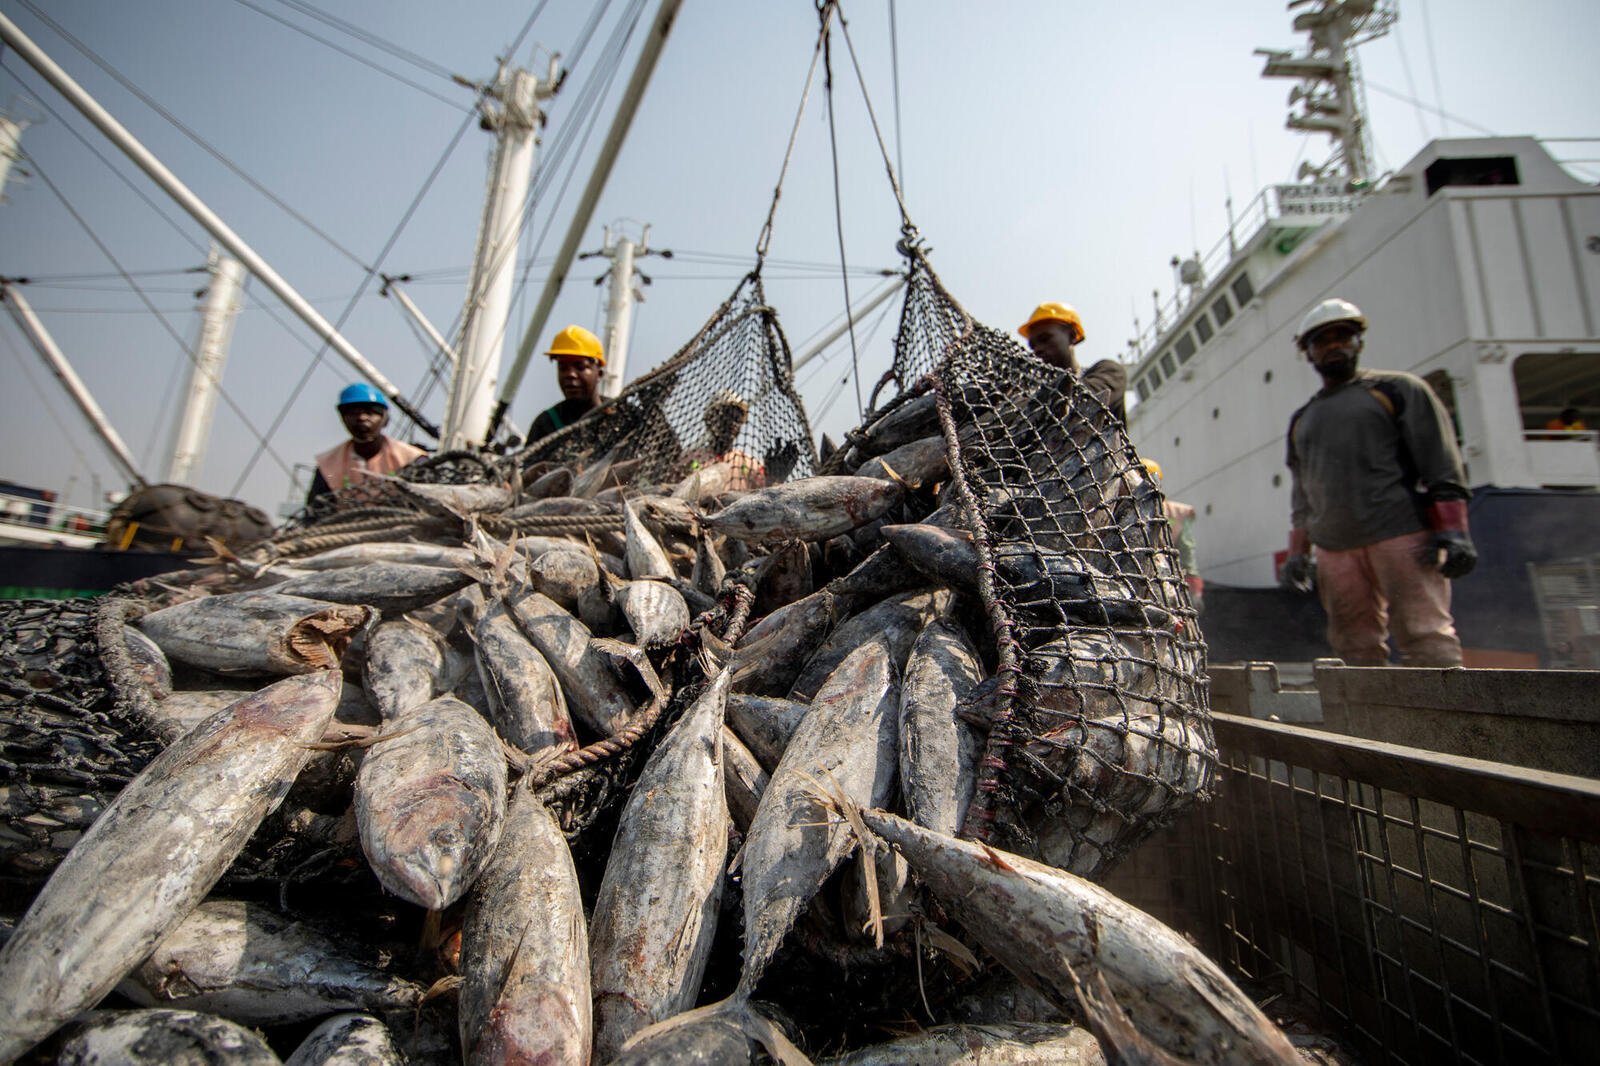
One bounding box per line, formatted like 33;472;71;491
735;1003;814;1066
917;918;980;975
1069;964;1196;1066
978;842;1020;872
877;458;912;490
804;775;885;948
591;636;667;702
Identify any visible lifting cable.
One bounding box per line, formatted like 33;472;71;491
752;3;834;269
820;2;866;422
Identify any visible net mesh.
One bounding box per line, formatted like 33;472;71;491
517;274;818;491
886;254;1215;880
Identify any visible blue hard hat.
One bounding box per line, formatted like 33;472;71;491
337;383;388;409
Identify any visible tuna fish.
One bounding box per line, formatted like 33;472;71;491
739;638;900;992
362;617;447;720
353;696;507;910
273;562;474;616
116;899;422;1024
458;788;590;1066
138;592;372;676
590;669;731;1061
507;588;640;736
54;1009;283;1065
121;625;173;700
525;548;599;611
702;476;904;546
726;692;809;772
623;498;675;579
820;1021;1104;1065
899;616;986;836
288;542;478;572
851;808;1301;1066
854;433;949;490
881;523;980;592
612;578;691;648
285;1013;408;1066
0;670;342;1063
470;597;578;756
721;726;769;833
789;590;948;701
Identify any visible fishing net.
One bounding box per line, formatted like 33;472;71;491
882;253;1215;880
516;273;818;492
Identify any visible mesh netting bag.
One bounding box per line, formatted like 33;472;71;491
880;253;1216;880
517;273;818;491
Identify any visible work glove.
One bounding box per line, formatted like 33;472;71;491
1426;499;1477;578
1279;529;1314;593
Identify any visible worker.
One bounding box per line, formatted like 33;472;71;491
530;325;605;442
1545;406;1586;432
307;383;426;505
1279;298;1475;667
1018;302;1127;423
678;389;766;490
1142;459;1203;610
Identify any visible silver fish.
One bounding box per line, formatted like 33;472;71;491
854;433;948;490
362;617;447;720
507;588;639;737
726;692;809;772
857;392;939;455
612;578;690;648
691;527;727;598
116;899;422;1025
526;548;598;611
789;589;948;701
702;476;904;546
900;616;986;836
121;625;172;700
288;542;477;572
753;539;813;615
881;523;980;592
470;596;578;755
821;1021;1104;1065
396;480;513;516
138;592;372;676
55;1009;282;1065
284;1013;407;1066
854;809;1301;1066
275;562;473;616
720;725;769;833
148;688;251;742
739;638;900;992
623;498;675;579
729;588;841;696
0;670;341;1063
353;695;507;910
458;788;590;1066
590;669;731;1062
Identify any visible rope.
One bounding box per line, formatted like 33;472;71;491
753;1;835;264
479;512;625;538
273;520;452;556
93;596;164;741
836;2;915;232
523;692;668;789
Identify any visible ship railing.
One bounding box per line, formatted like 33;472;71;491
0;491;110;536
1103;713;1600;1065
1124;182;1315;365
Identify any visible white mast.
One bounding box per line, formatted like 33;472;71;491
1257;0;1395;185
166;245;244;484
0;12;437;436
0;111;29;203
585;224;660;400
443;60;559;451
1;281;145;486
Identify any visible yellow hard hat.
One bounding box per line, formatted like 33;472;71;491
1019;302;1085;344
546;324;605;365
1141;458;1163;483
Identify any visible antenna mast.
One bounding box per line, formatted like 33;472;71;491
1257;0;1396;185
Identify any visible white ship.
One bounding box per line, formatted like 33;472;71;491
1122;0;1600;667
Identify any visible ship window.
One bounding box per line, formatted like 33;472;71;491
1160;352;1177;377
1424;155;1519;196
1211;294;1233;326
1148;365;1163;388
1511;351;1600;437
1264;369;1273;383
1174;333;1197;363
1194;314;1214;344
1231;271;1255;305
1135;378;1150;402
1272;473;1282;487
1173;436;1180;447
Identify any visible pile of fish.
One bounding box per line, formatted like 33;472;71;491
0;398;1292;1064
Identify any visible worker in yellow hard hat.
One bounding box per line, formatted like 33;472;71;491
530;325;605;442
1019;302;1126;423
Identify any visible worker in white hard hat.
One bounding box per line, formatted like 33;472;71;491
1019;302;1127;423
530;325;605;443
1280;298;1475;667
678;388;766;490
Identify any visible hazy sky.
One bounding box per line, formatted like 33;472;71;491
2;0;1596;515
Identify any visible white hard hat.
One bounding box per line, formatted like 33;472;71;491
1295;298;1367;348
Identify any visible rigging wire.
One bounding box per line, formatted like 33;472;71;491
17;1;375;271
888;0;903;200
1389;15;1435;142
820;4;865;422
22;153;297;481
1415;0;1449;137
753;3;833;265
268;0;459;82
225;0;472;112
0;326;105;490
807;289;896;427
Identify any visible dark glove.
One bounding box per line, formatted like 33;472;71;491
1280;528;1314;593
1280;553;1314;593
1426;500;1477;579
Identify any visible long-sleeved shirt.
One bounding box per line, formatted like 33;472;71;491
1081;359;1128;424
1287;367;1468;551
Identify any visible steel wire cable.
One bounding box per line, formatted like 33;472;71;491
268;0;460;83
820;4;865;422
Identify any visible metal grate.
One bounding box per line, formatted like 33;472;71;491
1527;554;1600;669
1161;714;1600;1065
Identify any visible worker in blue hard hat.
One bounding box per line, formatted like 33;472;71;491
307;383;427;506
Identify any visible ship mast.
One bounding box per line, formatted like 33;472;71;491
1256;0;1396;185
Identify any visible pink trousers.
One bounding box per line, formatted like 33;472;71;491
1315;530;1462;667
